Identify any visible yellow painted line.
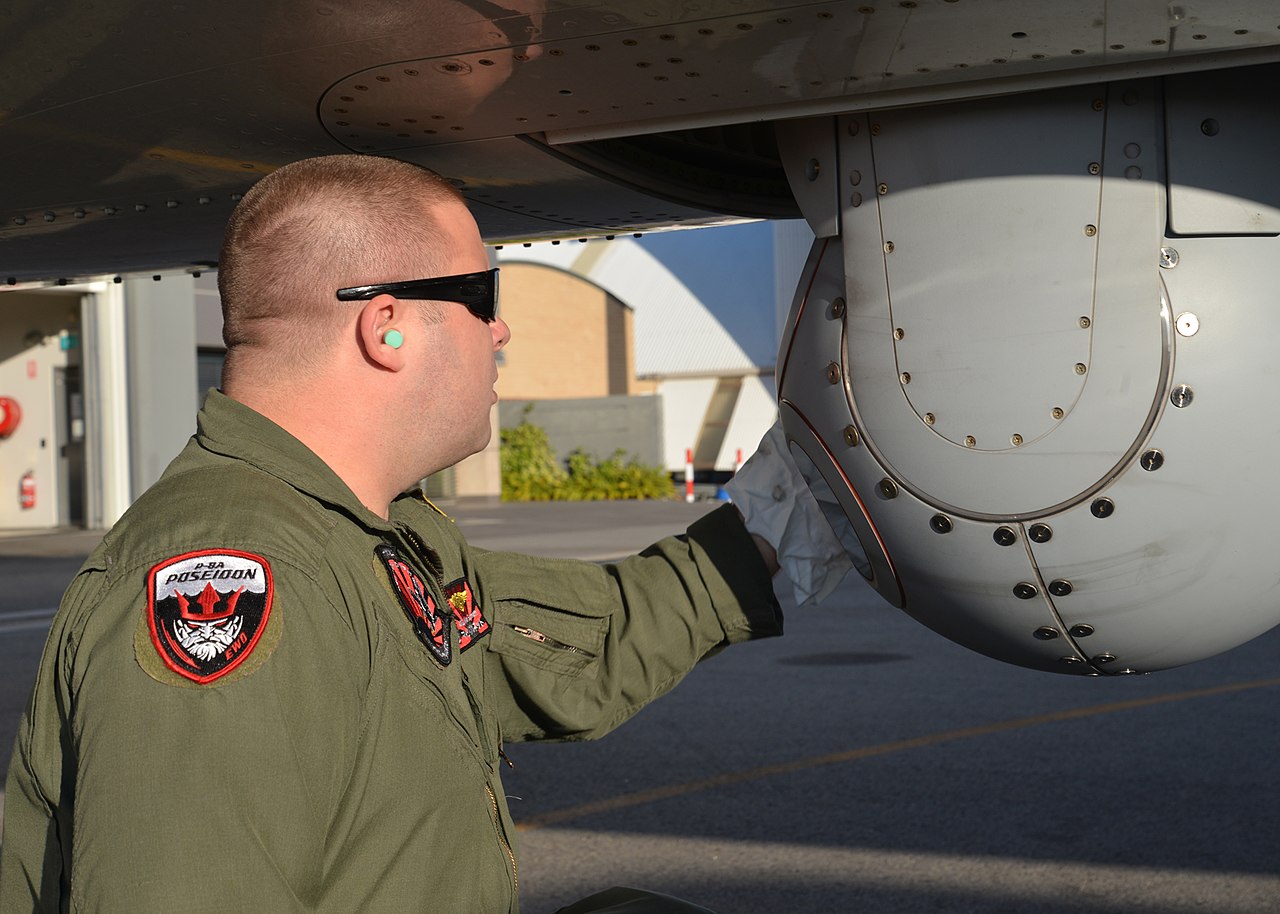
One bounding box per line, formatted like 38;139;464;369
140;146;277;176
516;675;1280;831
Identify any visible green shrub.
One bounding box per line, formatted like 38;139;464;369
500;408;673;502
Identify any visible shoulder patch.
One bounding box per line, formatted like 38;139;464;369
445;578;489;651
377;544;451;666
142;549;275;686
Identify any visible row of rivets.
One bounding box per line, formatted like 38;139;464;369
9;193;228;227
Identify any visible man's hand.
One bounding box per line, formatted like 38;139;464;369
725;422;854;605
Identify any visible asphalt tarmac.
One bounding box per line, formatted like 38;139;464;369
2;498;1278;913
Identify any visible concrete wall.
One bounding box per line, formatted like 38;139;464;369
0;290;82;528
499;396;663;469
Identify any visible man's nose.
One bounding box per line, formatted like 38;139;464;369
492;316;511;350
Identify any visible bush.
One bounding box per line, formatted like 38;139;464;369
500;409;673;502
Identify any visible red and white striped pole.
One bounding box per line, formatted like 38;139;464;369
684;448;695;503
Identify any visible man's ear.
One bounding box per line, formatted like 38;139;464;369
357;295;408;371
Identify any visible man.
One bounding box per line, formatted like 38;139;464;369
0;155;805;912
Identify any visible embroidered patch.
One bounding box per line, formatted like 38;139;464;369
377;544;451;666
146;549;273;685
445;578;489;651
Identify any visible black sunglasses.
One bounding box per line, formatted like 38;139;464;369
336;268;499;323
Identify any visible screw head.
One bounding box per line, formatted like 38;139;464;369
930;514;953;534
1140;449;1164;471
878;182;888;195
1029;523;1053;543
843;425;860;447
1014;582;1039;599
1051;407;1064;420
923;412;936;426
831;297;846;318
884;241;895;253
1160;246;1180;269
826;362;841;384
1034;626;1060;641
1092;653;1118;664
1170;384;1194;408
964;435;976;448
1069;623;1095;638
1075;363;1088;375
877;478;898;499
993;526;1017;546
1048;579;1073;597
1175;312;1199;337
893;327;905;341
900;372;911;385
1091;497;1115;518
1078;316;1092;329
1084;224;1097;237
1088;162;1101;175
1010;433;1023;446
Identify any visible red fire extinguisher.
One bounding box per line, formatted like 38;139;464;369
20;471;35;510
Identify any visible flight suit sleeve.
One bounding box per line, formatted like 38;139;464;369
0;553;370;914
473;504;782;742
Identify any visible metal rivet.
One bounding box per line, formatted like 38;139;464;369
165;199;180;208
850;192;863;207
1034;627;1060;641
994;526;1017;546
884;241;895;253
923;412;935;425
849;169;862;184
930;514;953;534
826;362;841;384
964;435;976;448
843;425;860;447
878;182;888;194
135;203;148;212
1091;497;1115;518
1014;582;1038;599
73;209;86;219
893;327;905;341
1116;668;1141;675
1200;118;1219;137
871;124;881;136
1140;449;1164;471
1078;316;1091;329
1052;407;1064;419
1170;384;1194;408
1176;312;1198;336
1083;224;1097;236
1075;363;1087;375
1010;433;1023;446
1088;162;1101;175
1092;99;1104;111
1123;142;1142;159
1048;579;1073;597
900;372;911;385
13;215;27;225
1060;655;1085;665
877;478;898;499
1160;247;1179;269
805;158;821;181
1124;165;1143;180
1092;653;1118;664
831;297;846;318
1029;523;1053;543
43;212;56;223
1069;623;1095;638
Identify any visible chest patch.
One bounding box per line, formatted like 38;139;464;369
146;549;274;685
377;544;451;666
445;578;489;652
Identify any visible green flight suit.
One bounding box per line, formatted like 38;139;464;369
0;391;782;913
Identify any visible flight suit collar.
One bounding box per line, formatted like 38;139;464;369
196;389;396;533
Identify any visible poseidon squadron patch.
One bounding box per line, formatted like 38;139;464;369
144;550;274;685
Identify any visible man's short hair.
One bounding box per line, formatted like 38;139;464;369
218;154;465;375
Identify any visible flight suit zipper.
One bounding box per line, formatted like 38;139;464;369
486;782;519;893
